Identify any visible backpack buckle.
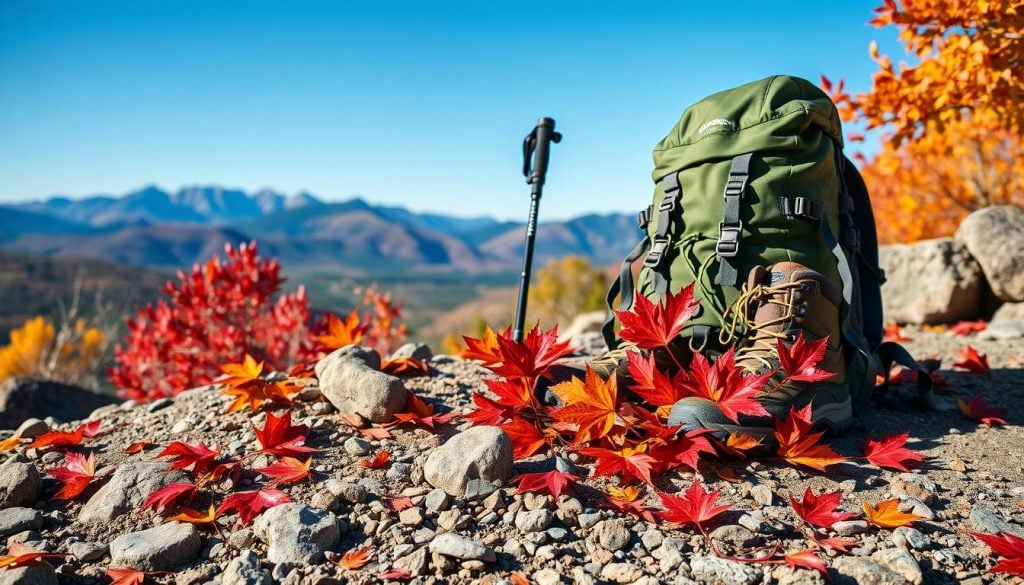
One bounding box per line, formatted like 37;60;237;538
724;176;747;198
644;236;671;267
637;206;652;230
658;193;677;213
716;222;742;257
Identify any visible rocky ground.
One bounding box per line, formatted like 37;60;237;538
0;326;1021;585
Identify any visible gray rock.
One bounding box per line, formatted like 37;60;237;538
956;205;1024;301
577;512;601;529
872;547;923;585
343;437;371;456
0;563;57;585
147;398;174;413
13;418;48;439
68;541;108;562
891;527;930;551
994;301;1024;321
464;478;499;500
109;522;202;571
689;555;762;585
222;551;272;585
314;346;407;423
833;557;904;585
979;320;1024;340
833;520;870;537
0;377;118;428
428;533;495;562
391;343;433;361
892;473;937;505
749;484;774;506
640;529;664;551
0;457;41;508
879;238;983;324
0;507;41;538
423;426;513;496
325;480;366;504
709;524;761;549
425;488;450;513
252;503;340;564
534;567;563;585
79;460;190;524
969;507;1024;537
515;509;553;533
600;562;643;584
399;507;425;527
594;519;631;551
394;546;429;576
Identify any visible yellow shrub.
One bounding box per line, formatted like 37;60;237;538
0;316;106;386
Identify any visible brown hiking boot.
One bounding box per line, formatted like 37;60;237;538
667;262;852;440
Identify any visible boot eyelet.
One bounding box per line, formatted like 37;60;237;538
797;306;807;315
787;333;797;342
801;283;814;292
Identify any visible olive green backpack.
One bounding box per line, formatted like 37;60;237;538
602;75;933;423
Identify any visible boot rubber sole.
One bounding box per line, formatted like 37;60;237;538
666;395;853;447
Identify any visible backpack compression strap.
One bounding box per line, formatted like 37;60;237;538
644;171;682;296
716;153;753;287
602;231;650;351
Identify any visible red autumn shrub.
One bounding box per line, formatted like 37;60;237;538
109;242;314;401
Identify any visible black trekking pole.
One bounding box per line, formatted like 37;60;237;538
513;117;562;343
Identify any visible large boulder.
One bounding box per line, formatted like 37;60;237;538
879;238;983;324
0;378;118;429
956;205;1024;302
424;426;513;496
0;456;42;508
314;346;407;423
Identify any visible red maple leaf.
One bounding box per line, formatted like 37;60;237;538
48;452;96;499
381;494;415;513
656;480;731;532
143;482;197;512
156;442;220;476
863;433;925;471
255;457;312;486
550;367;620;444
948;319;987;336
680;348;772;423
379;568;413;581
774;405;847;472
647;428;717;472
360;451;391;469
972;531;1024;577
500;416;550;460
789;488;856;530
513;469;581;499
25;420;99;450
959;395;1008;426
215;488;291;525
393;391;456;429
491;323;573;380
627;351;690;409
615;284;699;350
464;393;511;426
953;345;991;375
776;333;833;383
254;411;315;457
784;548;829;578
576;443;658;485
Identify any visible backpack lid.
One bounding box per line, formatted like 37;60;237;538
652;75;844;182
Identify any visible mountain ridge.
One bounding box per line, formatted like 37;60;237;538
1;185;641;274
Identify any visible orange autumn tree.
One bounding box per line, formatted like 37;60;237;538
826;0;1024;243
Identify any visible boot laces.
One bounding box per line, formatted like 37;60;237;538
719;279;809;374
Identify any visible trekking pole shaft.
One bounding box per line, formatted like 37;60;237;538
513;117;560;343
513;193;541;343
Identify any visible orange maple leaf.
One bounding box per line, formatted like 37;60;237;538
166;505;217;525
863;498;923;529
0;542;67;568
124;440;156;454
958;394;1008;426
318;310;367;351
255;457;312;486
774;405;847;472
550;367;620;444
461;324;504;366
381;356;430;377
219;354;265;388
360;451;391;469
337;546;374;570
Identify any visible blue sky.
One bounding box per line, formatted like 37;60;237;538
0;1;902;220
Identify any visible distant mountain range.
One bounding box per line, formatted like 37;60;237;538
1;186;641;274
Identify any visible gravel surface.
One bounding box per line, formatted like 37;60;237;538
0;327;1020;584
